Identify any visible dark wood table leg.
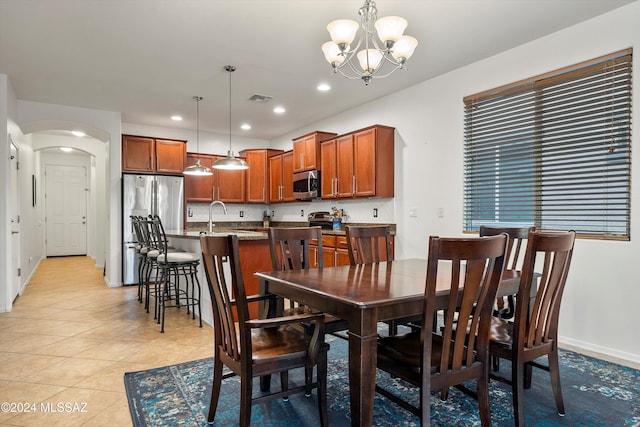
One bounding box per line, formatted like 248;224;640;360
346;310;378;427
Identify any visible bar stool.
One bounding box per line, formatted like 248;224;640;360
148;215;202;333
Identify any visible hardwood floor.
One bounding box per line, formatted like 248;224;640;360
0;256;213;426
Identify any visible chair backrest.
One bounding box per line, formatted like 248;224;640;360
514;230;575;350
345;225;393;265
422;234;508;379
147;215;169;255
267;227;323;270
200;234;247;364
479;225;535;270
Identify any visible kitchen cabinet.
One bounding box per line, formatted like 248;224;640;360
310;235;350;268
320;125;394;199
292;131;337;173
269;151;294;203
184;153;214;202
240;149;283;203
184;152;246;203
122;134;186;174
213;155;246;203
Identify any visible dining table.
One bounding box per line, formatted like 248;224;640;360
255;258;526;427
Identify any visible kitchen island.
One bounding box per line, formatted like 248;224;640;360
165;229;270;321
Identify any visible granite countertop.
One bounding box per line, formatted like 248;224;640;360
164;229;268;241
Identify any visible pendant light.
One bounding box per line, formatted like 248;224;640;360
183;95;213;176
213;65;249;170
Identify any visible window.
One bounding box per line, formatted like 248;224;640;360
464;49;632;240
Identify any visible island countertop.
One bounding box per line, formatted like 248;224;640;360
164;229;268;241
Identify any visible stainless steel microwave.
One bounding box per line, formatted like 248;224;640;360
293;170;320;200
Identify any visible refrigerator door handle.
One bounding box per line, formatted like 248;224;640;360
151;180;157;216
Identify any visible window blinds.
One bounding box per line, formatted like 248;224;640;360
463;49;632;239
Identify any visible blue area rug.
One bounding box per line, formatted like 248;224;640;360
124;331;640;426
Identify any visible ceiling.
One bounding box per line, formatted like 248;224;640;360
0;0;635;141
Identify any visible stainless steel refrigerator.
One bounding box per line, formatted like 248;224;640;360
122;174;184;285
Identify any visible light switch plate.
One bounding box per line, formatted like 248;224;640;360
409;208;418;217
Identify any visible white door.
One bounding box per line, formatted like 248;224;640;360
9;140;21;300
45;165;88;256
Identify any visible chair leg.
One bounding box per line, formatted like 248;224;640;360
477;368;492;427
239;374;253;427
304;366;313;397
548;349;565;415
207;353;224;423
317;350;329;427
281;371;289;401
512;359;525;427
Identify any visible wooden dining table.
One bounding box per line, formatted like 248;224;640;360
255;258;524;427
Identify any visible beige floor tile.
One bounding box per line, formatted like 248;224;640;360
0;353;65;381
20;358;115;387
1;334;66;353
32;337;105;357
81;393;132;427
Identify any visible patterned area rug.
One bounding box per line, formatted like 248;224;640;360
124;332;640;426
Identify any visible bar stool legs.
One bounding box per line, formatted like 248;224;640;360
157;260;202;333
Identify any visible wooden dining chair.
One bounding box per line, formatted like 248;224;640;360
200;234;329;427
488;230;575;427
375;234;508;426
267;226;349;336
345;224;393;265
479;225;535;320
345;225;409;335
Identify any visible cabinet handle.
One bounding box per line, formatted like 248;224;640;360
352;175;356;195
300;153;304;169
262;186;265;201
333;178;337;196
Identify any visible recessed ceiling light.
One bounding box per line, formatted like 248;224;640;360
317;83;331;91
240;123;251;130
60;147;73;152
71;130;85;137
273;106;286;114
171;115;183;121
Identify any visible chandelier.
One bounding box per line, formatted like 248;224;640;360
321;0;418;85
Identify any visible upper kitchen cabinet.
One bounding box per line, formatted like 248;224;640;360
213;154;246;203
292;131;337;173
184;153;214;202
240;149;283;203
184;152;246;203
122;134;186;174
269;150;294;203
320;125;395;199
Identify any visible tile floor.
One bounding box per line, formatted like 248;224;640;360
0;256;213;426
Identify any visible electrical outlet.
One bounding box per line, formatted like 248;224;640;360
239;210;244;218
437;208;444;218
271;210;275;218
301;209;304;217
373;208;378;218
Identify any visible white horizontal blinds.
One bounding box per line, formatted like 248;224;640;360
464;50;632;239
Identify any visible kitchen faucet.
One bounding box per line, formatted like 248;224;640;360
209;201;228;233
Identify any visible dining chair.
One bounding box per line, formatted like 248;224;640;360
200;234;329;427
267;227;349;336
479;225;535;320
344;225;412;335
488;230;575;427
375;234;508;426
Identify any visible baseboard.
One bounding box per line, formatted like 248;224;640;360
559;337;640;370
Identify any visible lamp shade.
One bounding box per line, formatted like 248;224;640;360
184;159;213;176
213;151;249;170
357;49;383;74
391;35;418;61
327;19;359;46
322;41;346;65
374;16;407;43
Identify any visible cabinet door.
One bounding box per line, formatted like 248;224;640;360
244;150;268;203
320;139;337;199
269;154;283;202
336;134;355;198
281;151;295;201
292;138;305;173
353;128;376;197
155;139;186;174
214;156;246;203
122;135;155;172
184;154;214;202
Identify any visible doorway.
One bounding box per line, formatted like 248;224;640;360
9;138;21;300
45;164;88;256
